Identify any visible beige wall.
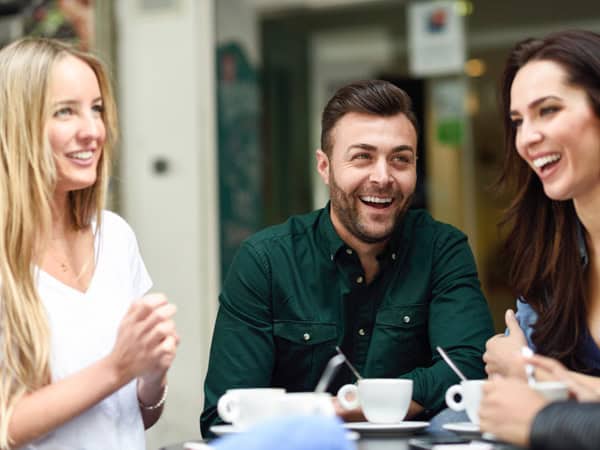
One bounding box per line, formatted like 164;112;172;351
116;0;219;447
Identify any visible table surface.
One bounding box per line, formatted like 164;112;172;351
160;431;522;450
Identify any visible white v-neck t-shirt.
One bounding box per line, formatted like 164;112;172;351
24;211;152;450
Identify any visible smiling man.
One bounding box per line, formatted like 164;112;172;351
200;80;493;436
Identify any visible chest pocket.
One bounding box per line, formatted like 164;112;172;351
366;304;429;377
273;321;337;391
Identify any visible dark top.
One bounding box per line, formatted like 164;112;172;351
200;207;494;436
530;401;600;450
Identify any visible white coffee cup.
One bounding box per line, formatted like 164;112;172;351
337;378;413;424
217;388;286;428
445;379;485;424
531;381;569;401
277;392;335;417
446;379;569;425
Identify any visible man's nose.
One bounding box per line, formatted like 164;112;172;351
369;158;392;184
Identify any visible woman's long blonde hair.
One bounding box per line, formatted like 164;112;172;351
0;38;117;448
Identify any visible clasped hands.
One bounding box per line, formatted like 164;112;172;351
109;293;179;392
479;309;600;446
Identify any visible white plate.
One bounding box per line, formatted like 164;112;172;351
209;425;241;436
443;422;480;434
209;424;359;441
343;421;429;433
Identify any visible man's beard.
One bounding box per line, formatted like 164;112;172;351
329;170;412;244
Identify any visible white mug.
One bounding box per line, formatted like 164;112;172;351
532;381;569;401
217;388;286;428
445;379;485;424
337;378;413;424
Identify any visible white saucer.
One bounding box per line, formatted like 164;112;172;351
343;421;429;434
209;425;242;436
210;424;359;441
443;422;480;434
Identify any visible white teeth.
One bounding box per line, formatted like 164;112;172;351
69;151;93;160
533;154;561;168
360;196;392;204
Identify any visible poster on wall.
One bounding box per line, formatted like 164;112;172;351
217;42;262;281
407;0;465;77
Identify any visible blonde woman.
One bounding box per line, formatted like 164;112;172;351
0;38;178;449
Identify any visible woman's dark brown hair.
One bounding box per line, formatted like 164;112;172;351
499;30;600;371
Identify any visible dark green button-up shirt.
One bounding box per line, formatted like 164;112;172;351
200;207;493;436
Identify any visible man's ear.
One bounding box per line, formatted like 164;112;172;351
316;149;330;186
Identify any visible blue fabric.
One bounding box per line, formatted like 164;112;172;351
514;299;537;350
211;416;356;450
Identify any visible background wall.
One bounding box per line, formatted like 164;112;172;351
116;1;219;448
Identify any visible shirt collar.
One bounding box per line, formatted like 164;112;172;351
318;202;405;263
318;203;346;261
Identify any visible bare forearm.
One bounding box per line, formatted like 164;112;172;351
8;355;126;448
137;374;167;429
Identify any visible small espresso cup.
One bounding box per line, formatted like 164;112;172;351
532;381;569;402
445;379;485;424
217;388;286;429
337;378;413;424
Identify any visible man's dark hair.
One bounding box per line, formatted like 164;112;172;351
320;79;419;155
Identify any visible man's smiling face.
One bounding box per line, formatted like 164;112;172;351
317;111;417;246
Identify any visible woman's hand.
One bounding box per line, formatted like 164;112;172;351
483;309;528;379
528;354;600;401
109;293;179;384
479;377;548;448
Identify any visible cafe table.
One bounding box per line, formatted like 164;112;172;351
160;428;523;450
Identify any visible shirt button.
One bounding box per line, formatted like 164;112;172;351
303;333;311;341
358;328;366;336
403;315;411;323
346;248;353;255
356;276;364;284
391;253;397;260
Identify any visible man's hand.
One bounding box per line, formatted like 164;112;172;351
331;396;366;422
483;309;528;379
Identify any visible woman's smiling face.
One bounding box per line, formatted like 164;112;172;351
510;59;600;204
47;54;105;196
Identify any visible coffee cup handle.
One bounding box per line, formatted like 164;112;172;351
217;393;240;423
445;384;465;411
337;384;360;410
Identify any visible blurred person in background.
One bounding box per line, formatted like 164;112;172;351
484;29;600;385
201;79;493;436
0;38;178;449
